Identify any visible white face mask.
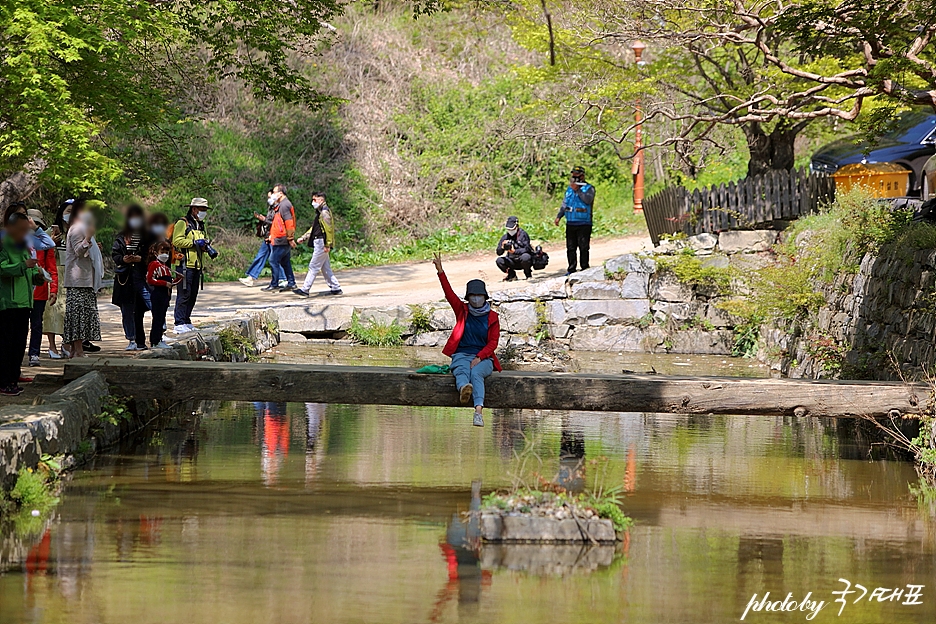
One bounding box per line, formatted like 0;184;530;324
62;213;71;224
267;196;276;206
157;253;169;263
197;210;208;221
507;227;518;235
468;294;487;308
128;216;144;230
150;224;167;237
311;201;321;209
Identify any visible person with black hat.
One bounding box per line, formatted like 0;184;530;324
495;216;533;281
554;165;596;274
432;253;502;427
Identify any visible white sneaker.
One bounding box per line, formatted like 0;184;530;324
173;324;193;334
238;276;255;287
125;341;138;351
48;350;63;360
28;355;40;367
185;324;196;332
154;341;171;349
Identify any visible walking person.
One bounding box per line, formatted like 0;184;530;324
63;202;103;359
239;189;276;287
42;199;73;359
293;191;342;297
261;184;297;293
148;212;170;243
554;166;595;275
432;253;501;427
146;240;179;349
27;210;58;367
111;205;151;351
0;211;42;396
172;197;216;334
495;216;533;281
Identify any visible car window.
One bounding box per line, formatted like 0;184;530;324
887;111;936;142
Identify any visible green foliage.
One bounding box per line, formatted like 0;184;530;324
9;469;58;511
655;253;734;294
0;0;344;191
717;300;763;358
98;394;132;428
591;500;633;533
217;328;257;361
348;312;405;347
804;332;848;377
409;305;433;335
533;299;550;341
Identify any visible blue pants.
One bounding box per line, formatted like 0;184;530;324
269;245;295;288
246;241;272;280
451;352;495;408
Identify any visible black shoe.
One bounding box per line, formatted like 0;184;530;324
278;285;296;292
260;285;278;292
0;384;24;397
83;341;101;352
293;288;310;297
524;270;532;279
329;289;343;296
503;272;518;282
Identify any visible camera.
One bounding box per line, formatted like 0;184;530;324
205;243;220;260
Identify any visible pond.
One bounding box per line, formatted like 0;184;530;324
1;399;934;623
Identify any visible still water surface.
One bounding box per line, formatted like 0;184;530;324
1;401;934;623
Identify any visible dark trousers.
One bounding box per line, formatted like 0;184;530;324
174;268;201;325
565;223;592;273
150;288;170;345
269;245;295;288
28;299;47;358
496;253;533;278
0;308;30;387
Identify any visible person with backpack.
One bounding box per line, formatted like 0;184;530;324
495;216;534;281
432;252;501;428
26;209;58;367
554;165;596;275
171;197;216;334
261;184;297;293
239;188;277;287
293;191;342;297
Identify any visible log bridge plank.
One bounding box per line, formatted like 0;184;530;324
63;359;929;418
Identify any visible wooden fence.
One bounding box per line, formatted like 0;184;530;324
642;169;835;245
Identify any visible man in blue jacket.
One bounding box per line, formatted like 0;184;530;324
554;166;595;275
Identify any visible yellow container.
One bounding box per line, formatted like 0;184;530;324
832;162;910;198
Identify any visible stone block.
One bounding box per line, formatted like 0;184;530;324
276;304;355;333
688;232;718;254
619;272;650;299
550;324;572;339
701;254;730;269
498;302;539;334
701;303;735;328
651;301;694;323
668;330;734;355
430;307;456;331
278;332;309;343
567;266;606;285
480;513;616;543
552;299;650;326
718;229;778;254
649;273;694;302
571;281;622;300
481;543;615;574
604;254;656;275
356;305;412;327
569;325;666;352
405;331;449;347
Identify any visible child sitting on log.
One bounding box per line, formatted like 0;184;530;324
432;253;501;427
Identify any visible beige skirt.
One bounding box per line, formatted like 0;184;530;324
42;267;66;335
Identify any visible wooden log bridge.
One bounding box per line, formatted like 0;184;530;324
62;359;930;418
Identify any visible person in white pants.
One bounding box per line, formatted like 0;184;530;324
293;191;342;297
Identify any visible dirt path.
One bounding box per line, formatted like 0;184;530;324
1;234;650;408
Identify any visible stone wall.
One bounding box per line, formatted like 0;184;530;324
771;246;936;380
142;308;280;362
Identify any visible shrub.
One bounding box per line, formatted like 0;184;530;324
9;470;58;511
348;312;405;347
656;253;734;294
408;305;433;335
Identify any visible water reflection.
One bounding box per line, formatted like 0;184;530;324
0;402;934;624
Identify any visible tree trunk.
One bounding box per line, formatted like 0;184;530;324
743;123;799;177
0;170;40;214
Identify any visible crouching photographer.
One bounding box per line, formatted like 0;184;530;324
171;197;217;334
495;216;534;282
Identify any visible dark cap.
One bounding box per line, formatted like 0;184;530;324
465;279;489;300
571;166;586;177
505;216;519;228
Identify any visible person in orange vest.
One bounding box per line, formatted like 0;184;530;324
261;184;297;292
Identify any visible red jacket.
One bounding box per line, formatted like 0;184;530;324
33;248;58;301
438;271;501;371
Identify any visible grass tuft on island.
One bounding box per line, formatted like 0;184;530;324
482;485;633;533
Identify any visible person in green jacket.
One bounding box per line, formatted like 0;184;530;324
293;191;342;297
0;211;43;396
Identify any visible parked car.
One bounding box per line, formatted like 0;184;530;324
811;111;936;196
